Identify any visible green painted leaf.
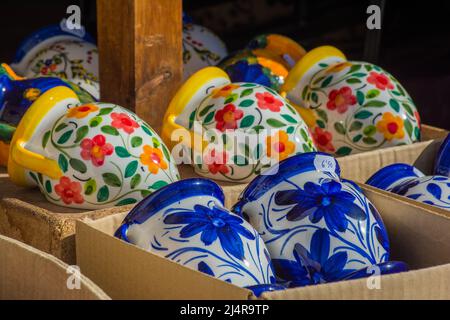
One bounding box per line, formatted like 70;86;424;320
204;111;215;124
102;173;122;187
188;110;196;130
363;125;377;137
363;136;378;145
352;73;367;78
321;76;333;88
70;158;87;174
316;119;326;129
348;64;362;74
267;118;286;128
286;126;295;134
130;174;141;189
349;121;363;132
336;146;352;156
131;136;143;148
101;125;119;136
402;103;414;116
97;186;109;202
116;198;138;206
252;125;264;133
303;143;313;153
84;179;97;196
300;128;309;142
162;144;171;161
254;144;263;160
89;116;103;128
240;88;253;98
353;134;363;143
141;190;152;198
150;180;169;190
389;99;400;112
404;119;413;138
334;122;346;135
233;155;249;166
57;130;73;144
414;127;421;140
152;137;161;148
356;91;365;105
311;92;319;103
301;85;309;100
29;172;38;184
239;99;254;108
98;107;113;116
281;114;298;124
45;180;52;193
355;111;373;119
55;123;68;132
366;89;380;99
58;154;68;173
42;131;51;149
199;104;214;117
316;109;328;122
240;115;255;128
346;78;362;84
364;100;386;108
142;125;153;136
125;160;138;178
115;146;131;158
224;93;238;104
75;126;89;143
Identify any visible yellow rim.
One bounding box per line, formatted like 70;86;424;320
8;86;78;186
282;46;346;93
162;67;230;151
1;63;25;80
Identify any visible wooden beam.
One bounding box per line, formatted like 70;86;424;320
97;0;183;131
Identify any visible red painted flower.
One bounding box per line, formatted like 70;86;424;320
312;127;335;152
414;111;421;128
55;177;84;205
80;134;114;167
256;92;283;112
326;87;357;114
204;149;229;175
111;112;139;134
367;71;394;91
215;104;244;132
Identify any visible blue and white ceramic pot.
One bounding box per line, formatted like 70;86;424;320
232;152;404;287
367;163;450;211
115;178;276;289
435;134;450;177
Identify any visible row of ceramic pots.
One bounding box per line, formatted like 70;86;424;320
114;152;408;296
367;134;450;211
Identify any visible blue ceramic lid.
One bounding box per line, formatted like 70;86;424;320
366;163;424;190
434;134;450;177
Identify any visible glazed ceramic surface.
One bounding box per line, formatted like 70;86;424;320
183;23;228;80
367;163;450;211
162;67;316;184
232;152;392;287
435;134;450;177
8;86;179;209
283;46;421;156
115;178;276;288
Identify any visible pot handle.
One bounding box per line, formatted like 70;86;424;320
11;139;63;180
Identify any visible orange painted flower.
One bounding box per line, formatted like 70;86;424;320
55;177;84;205
367;71;394;91
326;62;352;74
140;145;168;174
312;127;335;152
266;130;295;161
203;149;229;175
376;112;405;141
67;104;99;119
256;92;283;112
80;134;114;167
212;84;240;98
215;104;244;132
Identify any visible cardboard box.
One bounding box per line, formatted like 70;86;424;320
0;234;110;300
76;185;450;300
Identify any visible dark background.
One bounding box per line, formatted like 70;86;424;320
1;0;449;129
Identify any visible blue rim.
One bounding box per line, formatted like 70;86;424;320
232;152;340;215
13;24;95;63
245;284;286;297
115;179;225;240
343;261;409;281
366;163;423;190
435;134;450;177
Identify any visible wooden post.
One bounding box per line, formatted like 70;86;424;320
97;0;183;131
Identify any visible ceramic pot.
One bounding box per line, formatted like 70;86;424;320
220;34;306;92
183;23;228;80
282;46;421;156
367;163;450;211
115;178;276;289
11;25;99;100
7;85;179;209
435;134;450;177
161;67;316;183
232;152;405;287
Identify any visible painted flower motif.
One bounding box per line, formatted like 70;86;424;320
272;229;353;287
376;112;405;141
54;176;84;205
274;180;367;233
140;145;168;174
67;104;99;119
326;62;352;74
266;130;295;161
225;60;272;88
312;127;335;153
23;88;41;101
212;84;240;99
414;111;421;128
215;104;244;132
111;112;139;134
367;71;394;91
164;204;255;260
80;134;114;167
326;87;356;114
204;149;229;175
256;92;283;112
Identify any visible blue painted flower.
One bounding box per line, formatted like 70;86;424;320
273;228;353;286
164;204;255;260
275;180;367;232
225;60;272;88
